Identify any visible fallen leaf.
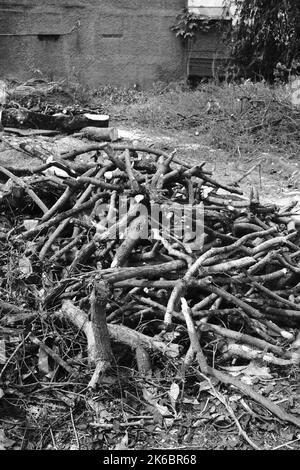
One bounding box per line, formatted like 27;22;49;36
228;394;242;403
87;399;107;416
142;388;158;406
219;365;248;375
239;363;273;384
165;418;175;427
257;421;277;432
213;414;230;424
0;340;6;364
183;397;200;405
100;410;114;422
243;363;272;379
76;424;88;431
69;444;79;450
43;157;70;178
262;383;276;396
155;403;169;416
153;409;164;426
23;219;39;231
202;187;214;199
242;376;257;385
0;429;15;449
169;383;180;408
220;362;272;384
43;166;69;179
114;431;129;450
18;255;32;276
38;347;51;375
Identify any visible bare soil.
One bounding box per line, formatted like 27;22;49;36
117;124;300;208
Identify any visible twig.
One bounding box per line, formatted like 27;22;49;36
0;332;31;379
234;159;263;185
181;300;300;428
18;191;107;241
29;334;76;375
206;377;261;450
199;323;290;358
0;165;48;213
70;408;80;450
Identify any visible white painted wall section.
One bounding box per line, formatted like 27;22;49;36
187;0;234;18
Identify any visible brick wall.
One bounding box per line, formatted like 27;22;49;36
0;0;186;87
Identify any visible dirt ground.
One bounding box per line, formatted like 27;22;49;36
2;120;300;207
117;124;300;208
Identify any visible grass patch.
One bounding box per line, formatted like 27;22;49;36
98;81;300;159
5;76;300;159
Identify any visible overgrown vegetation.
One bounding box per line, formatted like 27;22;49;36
102;80;300;160
5;77;300;161
171;9;229;39
172;1;300;81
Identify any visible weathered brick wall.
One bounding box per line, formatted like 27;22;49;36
0;0;186;87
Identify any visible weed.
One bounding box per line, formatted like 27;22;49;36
5;75;300;160
106;80;300;159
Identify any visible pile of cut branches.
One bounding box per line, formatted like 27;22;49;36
1;138;300;448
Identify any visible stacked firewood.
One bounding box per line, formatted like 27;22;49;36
1;139;300;427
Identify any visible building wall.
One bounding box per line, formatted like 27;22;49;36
0;0;186;88
188;0;235;17
188;23;231;78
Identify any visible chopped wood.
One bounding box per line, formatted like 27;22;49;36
1;130;300;430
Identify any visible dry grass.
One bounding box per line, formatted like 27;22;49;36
100;80;300;159
5;76;300;160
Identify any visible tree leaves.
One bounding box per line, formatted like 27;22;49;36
231;0;300;79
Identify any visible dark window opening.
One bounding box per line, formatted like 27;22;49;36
38;34;60;41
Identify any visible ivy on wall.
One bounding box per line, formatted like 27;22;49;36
172;2;300;81
171;9;216;39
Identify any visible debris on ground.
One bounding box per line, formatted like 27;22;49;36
0;82;300;450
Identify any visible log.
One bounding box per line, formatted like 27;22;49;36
111;215;148;268
59;300;180;359
2;108;109;132
88;282;114;387
90;282;113;365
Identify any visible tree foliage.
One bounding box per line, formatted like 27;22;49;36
230;0;300;80
171;8;218;39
